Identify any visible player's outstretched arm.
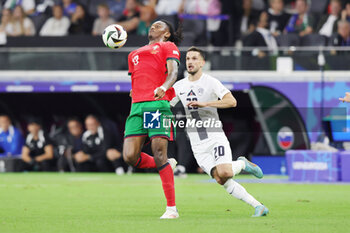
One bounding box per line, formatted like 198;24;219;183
154;60;178;100
339;92;350;103
187;92;237;109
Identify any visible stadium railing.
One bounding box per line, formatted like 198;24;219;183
0;46;350;71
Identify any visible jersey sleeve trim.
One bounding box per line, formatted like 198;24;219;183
166;57;180;65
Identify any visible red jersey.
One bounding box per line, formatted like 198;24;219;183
128;41;180;103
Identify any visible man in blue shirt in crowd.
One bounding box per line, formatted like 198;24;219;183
0;114;24;157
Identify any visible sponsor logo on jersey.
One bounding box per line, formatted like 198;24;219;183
277;126;294;150
151;45;159;54
143;110;161;129
187;90;196;96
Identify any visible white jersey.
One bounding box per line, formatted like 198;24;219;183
171;73;230;145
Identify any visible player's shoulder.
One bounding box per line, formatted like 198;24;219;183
159;41;179;50
176;77;189;85
202;73;221;84
159;41;177;46
128;50;136;58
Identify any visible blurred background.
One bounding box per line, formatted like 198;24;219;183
0;0;349;181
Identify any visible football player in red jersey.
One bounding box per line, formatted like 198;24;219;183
123;20;183;219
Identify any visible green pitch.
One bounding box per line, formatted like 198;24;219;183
1;173;349;233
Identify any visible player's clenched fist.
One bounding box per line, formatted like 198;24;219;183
154;86;166;100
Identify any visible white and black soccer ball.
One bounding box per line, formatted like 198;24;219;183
102;24;127;49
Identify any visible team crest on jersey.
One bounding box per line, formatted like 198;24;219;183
187;90;196;96
198;88;204;96
151;45;159;54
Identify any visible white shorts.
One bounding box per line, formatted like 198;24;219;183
191;136;232;177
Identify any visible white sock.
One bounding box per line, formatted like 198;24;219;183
232;160;245;176
167;206;177;211
223;179;261;208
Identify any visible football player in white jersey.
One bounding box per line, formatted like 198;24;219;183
170;46;269;217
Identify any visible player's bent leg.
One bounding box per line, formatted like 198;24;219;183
151;137;169;167
223;179;268;217
122;136;146;166
212;168;228;185
151;137;178;219
215;163;234;180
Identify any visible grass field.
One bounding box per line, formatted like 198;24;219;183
1;173;349;233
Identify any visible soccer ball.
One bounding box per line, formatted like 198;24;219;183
102;24;127;49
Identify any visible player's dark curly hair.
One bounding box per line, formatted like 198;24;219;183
160;19;183;46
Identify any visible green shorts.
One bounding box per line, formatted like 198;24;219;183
124;100;175;140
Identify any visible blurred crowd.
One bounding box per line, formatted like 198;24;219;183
0;0;349;47
0;114;128;174
0;113;198;176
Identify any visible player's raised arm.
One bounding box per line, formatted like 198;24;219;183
339;92;350;103
187;92;237;109
154;59;178;100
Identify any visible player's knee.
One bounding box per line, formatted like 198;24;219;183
122;149;137;166
214;176;226;185
217;169;233;179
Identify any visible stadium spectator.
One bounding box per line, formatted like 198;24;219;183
239;0;261;37
62;0;77;17
39;5;70;36
341;3;350;22
92;4;115;36
0;114;24;157
5;5;36;36
251;0;266;11
18;119;55;172
285;0;314;37
68;4;93;35
0;9;11;33
151;0;182;15
267;0;290;36
178;0;220;15
115;0;140;34
76;115;124;174
136;4;157;36
331;20;350;46
244;11;278;57
317;0;342;38
35;0;55;14
56;117;83;172
4;0;35;15
107;0;126;17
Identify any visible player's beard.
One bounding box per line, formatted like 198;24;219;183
187;67;199;75
188;71;197;75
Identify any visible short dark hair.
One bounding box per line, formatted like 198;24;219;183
187;46;205;60
67;117;82;125
97;3;109;9
27;117;42;126
160;19;183;46
85;114;100;123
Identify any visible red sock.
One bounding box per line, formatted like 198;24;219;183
158;163;176;206
135;152;156;169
